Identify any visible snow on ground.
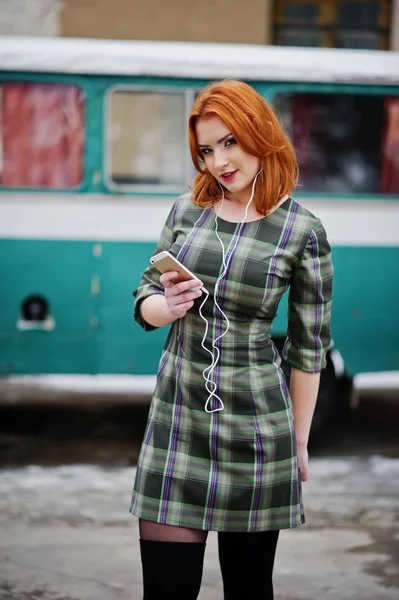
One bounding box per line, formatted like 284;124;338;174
0;456;398;527
1;457;398;600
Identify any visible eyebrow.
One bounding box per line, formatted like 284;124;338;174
197;133;233;148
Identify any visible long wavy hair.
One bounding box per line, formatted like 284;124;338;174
188;79;298;215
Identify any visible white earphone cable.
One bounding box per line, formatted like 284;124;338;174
198;170;261;413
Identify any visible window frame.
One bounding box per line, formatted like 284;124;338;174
0;73;89;193
104;84;197;195
266;82;399;200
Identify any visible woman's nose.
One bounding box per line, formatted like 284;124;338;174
213;149;229;170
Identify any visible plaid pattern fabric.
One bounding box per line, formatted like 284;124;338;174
130;193;333;531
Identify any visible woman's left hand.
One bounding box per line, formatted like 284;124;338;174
297;444;309;482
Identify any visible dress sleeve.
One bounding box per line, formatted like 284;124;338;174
133;198;179;332
282;218;333;372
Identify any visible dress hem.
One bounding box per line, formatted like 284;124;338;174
129;507;305;533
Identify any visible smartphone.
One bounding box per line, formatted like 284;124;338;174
150;251;203;291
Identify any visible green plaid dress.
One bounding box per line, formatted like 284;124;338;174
130;193;333;532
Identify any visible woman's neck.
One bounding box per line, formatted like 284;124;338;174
212;194;289;224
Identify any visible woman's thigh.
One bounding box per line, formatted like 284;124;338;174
139;519;208;543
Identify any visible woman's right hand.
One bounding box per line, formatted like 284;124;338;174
160;272;203;319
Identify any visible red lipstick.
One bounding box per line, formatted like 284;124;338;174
221;170;237;182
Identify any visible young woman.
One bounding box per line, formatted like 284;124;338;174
130;79;333;599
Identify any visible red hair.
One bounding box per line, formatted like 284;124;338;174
188;79;298;215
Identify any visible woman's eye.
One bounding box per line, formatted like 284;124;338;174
225;137;237;147
202;148;212;156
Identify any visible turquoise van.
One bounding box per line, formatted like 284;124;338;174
0;37;398;428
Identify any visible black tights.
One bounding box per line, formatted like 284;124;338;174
218;530;280;599
139;520;279;599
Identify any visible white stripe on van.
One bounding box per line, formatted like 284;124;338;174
0;195;398;246
1;372;399;401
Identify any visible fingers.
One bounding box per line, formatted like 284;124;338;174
301;466;308;482
160;271;180;289
298;447;309;483
167;287;203;312
170;300;195;318
159;272;203;318
160;272;203;294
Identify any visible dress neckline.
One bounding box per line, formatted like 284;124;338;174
211;197;292;224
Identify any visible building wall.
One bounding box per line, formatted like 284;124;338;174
0;0;396;49
60;0;273;45
0;0;62;36
392;0;399;50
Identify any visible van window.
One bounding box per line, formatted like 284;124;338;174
274;92;399;194
107;90;186;188
0;82;84;188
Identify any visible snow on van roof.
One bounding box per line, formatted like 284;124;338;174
0;36;398;85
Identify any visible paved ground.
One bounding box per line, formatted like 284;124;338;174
0;398;398;599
